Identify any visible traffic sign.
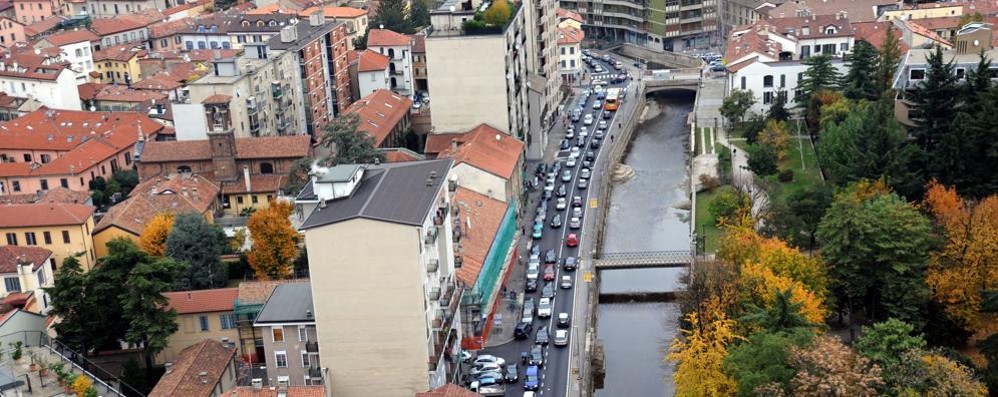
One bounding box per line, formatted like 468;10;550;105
589;199;598;208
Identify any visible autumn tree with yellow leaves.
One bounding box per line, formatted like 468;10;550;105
247;201;298;280
139;212;174;256
668;312;741;397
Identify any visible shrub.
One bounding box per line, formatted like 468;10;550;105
700;174;721;192
778;169;794;182
72;375;93;397
709;188;744;225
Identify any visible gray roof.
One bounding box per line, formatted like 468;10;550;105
319;164;364;183
254;283;314;324
268;20;345;51
299;159;453;229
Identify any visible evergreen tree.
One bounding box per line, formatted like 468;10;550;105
320;113;387;165
877;26;903;94
766;89;790;122
842;40;880;101
44;256;91;351
410;0;431;28
166;213;228;290
122;257;186;370
86;238;140;350
956;86;998;197
796;55;840;106
909;46;960;192
371;0;414;34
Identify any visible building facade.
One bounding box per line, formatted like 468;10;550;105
558;26;584;85
560;0;719;50
0;203;97;271
253;283;321;387
367;28;415;96
159;288;240;365
0;245;55;314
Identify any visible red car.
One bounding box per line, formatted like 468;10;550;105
543;264;556;281
566;233;579;247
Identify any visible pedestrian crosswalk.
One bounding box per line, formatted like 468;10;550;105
590;73;620;80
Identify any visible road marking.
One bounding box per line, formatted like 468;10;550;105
584;272;592;283
589;198;598;208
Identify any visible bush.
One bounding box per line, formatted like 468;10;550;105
738;115;766;144
778;169;794;182
708;187;743;225
699;174;721;192
748;145;779;177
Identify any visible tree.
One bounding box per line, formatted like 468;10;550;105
410;0;431;28
721;90;756;124
747;145;778;177
284;157;315;197
166;213;227;290
817;181;932;329
482;0;511;25
766;90;791;122
121;257;186;370
111;170;139;197
796;55;840;106
44;256;90;351
788;335;884;396
352;30;368;49
737;263;826;326
247;201;298;280
757;119;791;159
739;289;823;332
877;27;902;94
370;0;413;34
723;329;813;397
909;46;960;183
668;312;741;397
678;259;740;328
918;353;989;396
84;238;139;350
708;187;747;226
842;40;881;101
762;185;832;252
320;113;386;165
736;114;766;144
720;215;828;299
139;213;174;256
855;318;926;369
958;11;984;27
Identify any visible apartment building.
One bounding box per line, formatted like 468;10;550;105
159;288;240;364
176;16;350;139
253;283;321;387
0;17;25;47
426;1;532;142
177;13;296;51
0;245;55;314
299;5;367;48
0;59;78;109
92;43;145;84
349;49;389;99
297;159;463;395
90;11;160;50
561;0;719;50
725;14;853;114
425;123;525;204
411;34;427;91
558;26;584;84
32;29;98;82
523;0;561;153
86;0;172;17
0;203;97;271
769;0;897;23
12;0;62;25
367;28;415;96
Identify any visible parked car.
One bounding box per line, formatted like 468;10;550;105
532;223;543;239
505;363;519;383
561;170;572;182
563;256;577;271
470;363;502;375
524;365;540;390
550;214;562;228
535;325;550;345
538;298;553;318
515;322;533;340
473;355;506;368
566;233;579;247
543;263;556;281
558;312;571;327
583;114;593;125
529;345;544;366
525;277;538;292
554;329;569;346
561;275;573;289
565;126;575;138
559;139;571;150
557;184;567;197
544;249;558;264
542;282;556;299
526;262;539;280
572;196;583;207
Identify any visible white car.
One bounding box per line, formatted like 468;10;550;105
566;156;577;167
554;329;569;346
583;114;594;125
473;355;506;367
556;197;567;210
570;147;581;158
538;297;553;318
544;183;555;192
592;101;602;109
598;120;608;129
527;263;540;280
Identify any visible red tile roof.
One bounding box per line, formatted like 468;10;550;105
903;18;953;47
149;18;193;38
0;108;163;151
0;162;31;177
367;28;411;47
186;49;238;62
345;89;412;147
220;174;286;195
0;245;51;273
202;94;232;104
77;82;108;100
93;44;147;62
140;135;312;163
556;8;584;23
0;203;95;228
436;123;523;179
23;17;62;37
91;12;163;36
164;288;238;314
558;26;584;45
149;340;236;397
411;34;425;53
852;21;909;52
353;49;389;72
41;29;99;46
94;173;220;235
452;187;507;287
95;85;169;103
381;147;424;162
225;386;326;397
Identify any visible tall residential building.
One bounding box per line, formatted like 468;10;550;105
297;160;463;395
561;0;719;50
523;0;562;157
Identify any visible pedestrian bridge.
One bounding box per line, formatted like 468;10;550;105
643;76;700;93
592;250;694;269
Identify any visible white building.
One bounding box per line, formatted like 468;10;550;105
0;246;55;315
367;28;415;95
296;160;463;395
724;14;854;115
34;30;99;83
558;26;584;85
350;49;390;100
0;62;81;110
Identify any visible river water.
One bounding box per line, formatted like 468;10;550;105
596;91;695;397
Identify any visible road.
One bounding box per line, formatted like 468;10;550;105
472;53;643;397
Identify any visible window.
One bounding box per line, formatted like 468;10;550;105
273;327;284;342
4;277;20;293
10;181;18;192
740;76;746;90
199;315;209;331
824;27;836;34
840;42;849;52
5;233;16;245
302;351;310;366
43;231;51;245
160;39;168;47
780;74;786;88
40;179;48;190
956;68;966;79
275;351;288;368
25;232;36;246
75;48;82;57
37;268;46;286
60;178;68;188
299;326;308;341
560;47;565;55
909;69;925;80
186;41;194;50
822;44;836;55
260;163;274;174
220;313;236;329
62;230;70;244
763;91;773;104
252;196;259;204
763;75;774;87
23;154;31;162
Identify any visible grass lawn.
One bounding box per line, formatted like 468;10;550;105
695;188;727;253
776;137;822;198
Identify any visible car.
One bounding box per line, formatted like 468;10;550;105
542;190;552;202
505;363;519;383
529;345;544;366
541;282;556;299
579;128;589;140
524;365;540;390
531;244;541;256
535;325;550;345
559;139;570;150
566;125;575;135
566;156;577;167
545;171;556;184
526;262;539;280
558;312;571;327
544;249;557;264
572;207;583;219
710;63;726;72
543;182;555;192
542;263;556;281
554;329;569;346
525;277;538;292
578;178;589;189
583;114;593;125
570;111;581;122
556;184;567;197
475;371;504;383
594;65;604;73
580;169;591;179
592;100;602;109
596;90;606;99
556;197;567;210
552;162;563;175
460;350;474;363
522;299;535;323
570;147;581;160
569;216;581;229
575;136;586;147
572;196;583;207
566;233;579;247
598;120;608;129
470;363;501;375
515;321;533;340
591;139;602;149
550;214;562;228
594;129;605;139
585;151;595;161
561;275;573;289
473;355;507;368
563;256;577;271
538;298;553;318
602;54;611;62
603;110;612;119
561;170;572;182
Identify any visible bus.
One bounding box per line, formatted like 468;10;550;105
604;88;621;111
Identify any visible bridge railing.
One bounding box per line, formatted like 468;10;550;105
593;250;694;268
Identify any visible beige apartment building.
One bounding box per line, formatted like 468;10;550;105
297;160;463;396
253;283;320;387
159;288;240;365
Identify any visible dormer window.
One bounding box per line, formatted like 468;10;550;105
801;27;810;35
268;20;278;27
242;20;250;27
256;20;265;27
825;26;837;34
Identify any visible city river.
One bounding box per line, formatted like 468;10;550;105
596;91;695;397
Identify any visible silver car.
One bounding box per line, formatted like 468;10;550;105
569;217;581;229
554;330;569;346
561;170;572;182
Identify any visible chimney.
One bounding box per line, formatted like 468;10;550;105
450;138;459;152
182;187;189;197
198;371;208;384
251;379;263;390
243;165;251;192
164;363;173;373
280;25;298;43
309;11;325;26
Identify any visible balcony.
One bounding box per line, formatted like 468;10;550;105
424;226;439;245
305;341;319;353
426;259;440;273
272;82;283;99
429;286;441;301
308;367;322;379
277;119;290;131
